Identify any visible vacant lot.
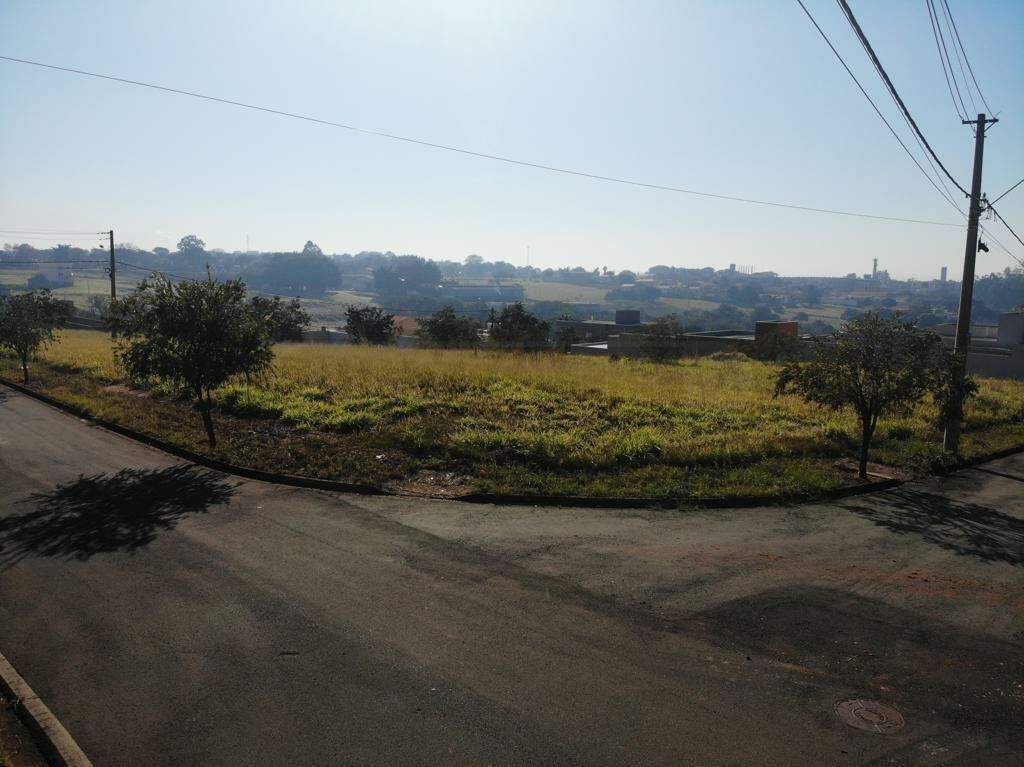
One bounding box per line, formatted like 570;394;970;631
517;280;609;304
3;330;1023;499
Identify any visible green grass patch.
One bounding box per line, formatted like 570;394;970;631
3;330;1022;500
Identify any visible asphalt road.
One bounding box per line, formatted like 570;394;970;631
1;385;1022;766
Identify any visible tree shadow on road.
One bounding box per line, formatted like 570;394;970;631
842;487;1024;566
0;465;235;567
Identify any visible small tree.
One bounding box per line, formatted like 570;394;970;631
88;294;111;320
775;312;942;479
641;315;684;363
554;322;581;353
250;295;309;342
110;277;273;447
928;345;979;441
0;290;74;383
345;305;396;345
418;305;480;348
490;303;550;350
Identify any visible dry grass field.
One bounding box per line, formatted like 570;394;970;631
3;330;1023;500
516;280;609;304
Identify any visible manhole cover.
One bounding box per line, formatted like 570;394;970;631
835;699;905;733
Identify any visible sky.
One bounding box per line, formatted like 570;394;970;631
1;0;1022;280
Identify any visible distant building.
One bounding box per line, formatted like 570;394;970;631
940;266;948;283
570;320;810;359
933;311;1024;380
554;309;644;343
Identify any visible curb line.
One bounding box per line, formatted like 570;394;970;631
0;652;92;767
0;376;389;498
4;376;1020;510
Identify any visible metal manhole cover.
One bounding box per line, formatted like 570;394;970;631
835;699;905;733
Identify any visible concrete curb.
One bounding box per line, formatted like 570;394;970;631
3;376;1020;510
0;652;92;767
0;376;390;498
457;476;905;509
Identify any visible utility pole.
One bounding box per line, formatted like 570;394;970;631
107;229;116;303
943;113;997;453
107;229;116;338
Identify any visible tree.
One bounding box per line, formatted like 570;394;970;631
0;290;74;383
775;312;944;479
418;305;480;348
554;315;581;353
301;240;323;257
254;252;341;296
928;346;979;443
110;277;273;447
88;294;110;320
177;235;207;272
250;295;309;342
641;315;684;363
489;303;550;350
345;305;396;345
177;234;206;254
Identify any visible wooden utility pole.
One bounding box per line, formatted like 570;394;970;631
943;114;997;453
107;229;116;302
108;229;116;338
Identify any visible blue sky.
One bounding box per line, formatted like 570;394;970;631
1;0;1021;279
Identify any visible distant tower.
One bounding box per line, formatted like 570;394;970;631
940;266;948;282
729;263;736;272
872;258;878;280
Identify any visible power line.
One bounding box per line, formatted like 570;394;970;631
980;224;1024;270
794;0;964;215
925;0;966;121
837;0;963;212
938;0;976;114
836;0;969;197
940;0;994;115
0;228;102;235
116;260;208;281
990;176;1024;206
0;53;965;229
0;259;106;265
930;0;971;118
988;206;1024;252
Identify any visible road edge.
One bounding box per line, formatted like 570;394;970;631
0;652;92;767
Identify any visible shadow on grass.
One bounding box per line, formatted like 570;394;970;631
0;465;235;567
843;487;1024;566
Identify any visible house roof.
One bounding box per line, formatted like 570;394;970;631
392;316;421;336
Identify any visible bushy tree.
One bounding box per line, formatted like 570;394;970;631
250;295;309;342
418;305;480;348
345;305;396;345
554;323;581;353
256;252;341;296
176;234;207;272
489;303;550;350
928;346;979;439
177;234;206;254
641;315;684;363
88;294;111;320
110;277;273;447
775;313;950;479
0;290;74;383
373;256;442;296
